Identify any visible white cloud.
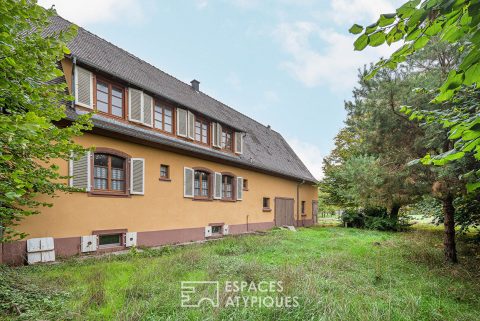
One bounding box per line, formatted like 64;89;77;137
287;137;324;180
38;0;146;25
329;0;400;25
274;21;399;91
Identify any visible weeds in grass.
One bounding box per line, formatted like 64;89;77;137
1;227;479;321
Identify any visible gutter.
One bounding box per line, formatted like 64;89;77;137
296;180;305;227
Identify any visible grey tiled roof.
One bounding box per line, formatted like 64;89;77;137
49;16;317;183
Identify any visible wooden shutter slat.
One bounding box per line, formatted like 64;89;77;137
184;167;194;198
69;151;91;191
214;172;222;199
235;132;243;154
187;111;195;140
237;177;243;200
143;93;153;127
130;158;145;195
128;88;143;123
177;108;188;137
75;66;93;108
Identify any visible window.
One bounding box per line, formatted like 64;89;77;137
243;179;249;191
263;197;271;210
221;127;233;151
96;79;124;117
301;201;306;214
99;234;121;247
195;118;209;144
222;175;234;200
154;103;173;133
93;153;126;193
194;170;210;198
160;164;170;180
211;225;222;235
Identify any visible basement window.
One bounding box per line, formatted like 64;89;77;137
99;234;121;247
211;225;222;235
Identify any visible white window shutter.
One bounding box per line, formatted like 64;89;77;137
130;158;145;195
205;226;212;238
69;151;91;191
223;225;229;235
211;123;218;147
143;93;153;127
237;177;243;200
125;232;137;247
128;88;142;123
184;167;194;198
214;172;222;199
177;108;188;137
81;235;98;252
74;66;93;109
187;111;195;140
235;132;244;154
217;123;222;147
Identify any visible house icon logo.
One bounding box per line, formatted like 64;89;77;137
181;281;220;308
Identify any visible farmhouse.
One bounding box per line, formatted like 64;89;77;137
0;16;318;265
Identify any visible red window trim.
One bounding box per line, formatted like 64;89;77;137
194;116;210;146
89;148;131;197
154;102;175;135
192;167;213;200
94;76;126;120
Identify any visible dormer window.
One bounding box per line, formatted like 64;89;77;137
95;79;124;118
154;102;173;133
221;127;233;151
195;117;209;145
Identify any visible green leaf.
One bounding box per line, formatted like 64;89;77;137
466;182;480;193
354;34;369;51
413;35;429;50
365;23;379;35
349;24;364;35
369;32;386;47
464;63;480;86
378;13;397;27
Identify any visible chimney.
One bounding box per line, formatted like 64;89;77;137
191;79;200;91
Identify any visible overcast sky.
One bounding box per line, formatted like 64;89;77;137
38;0;404;179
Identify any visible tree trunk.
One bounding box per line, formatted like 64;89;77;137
389;204;401;221
442;194;458;263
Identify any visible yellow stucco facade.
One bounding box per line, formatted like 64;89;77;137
17;133;318;239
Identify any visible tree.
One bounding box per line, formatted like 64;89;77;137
0;0;91;242
351;0;480;192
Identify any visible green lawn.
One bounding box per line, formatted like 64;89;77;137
1;226;479;321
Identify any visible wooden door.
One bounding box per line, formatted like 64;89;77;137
275;198;295;226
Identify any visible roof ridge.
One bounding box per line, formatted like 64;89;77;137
54;15;273;133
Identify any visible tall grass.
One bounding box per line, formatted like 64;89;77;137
1;227;479;320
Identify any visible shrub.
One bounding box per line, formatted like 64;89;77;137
341;207;406;231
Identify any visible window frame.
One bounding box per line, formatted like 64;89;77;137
221;127;234;151
89;148;131;197
193;168;213;200
263;197;271;212
159;164;171;181
154;101;175;134
221;174;235;201
93;229;127;249
94;76;125;119
243;179;249;191
301;201;306;215
194;116;210;146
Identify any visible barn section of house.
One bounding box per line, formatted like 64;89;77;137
0;15;318;266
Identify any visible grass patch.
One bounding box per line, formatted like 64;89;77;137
1;227;479;320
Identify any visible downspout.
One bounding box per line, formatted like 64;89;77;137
296;180;305;227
